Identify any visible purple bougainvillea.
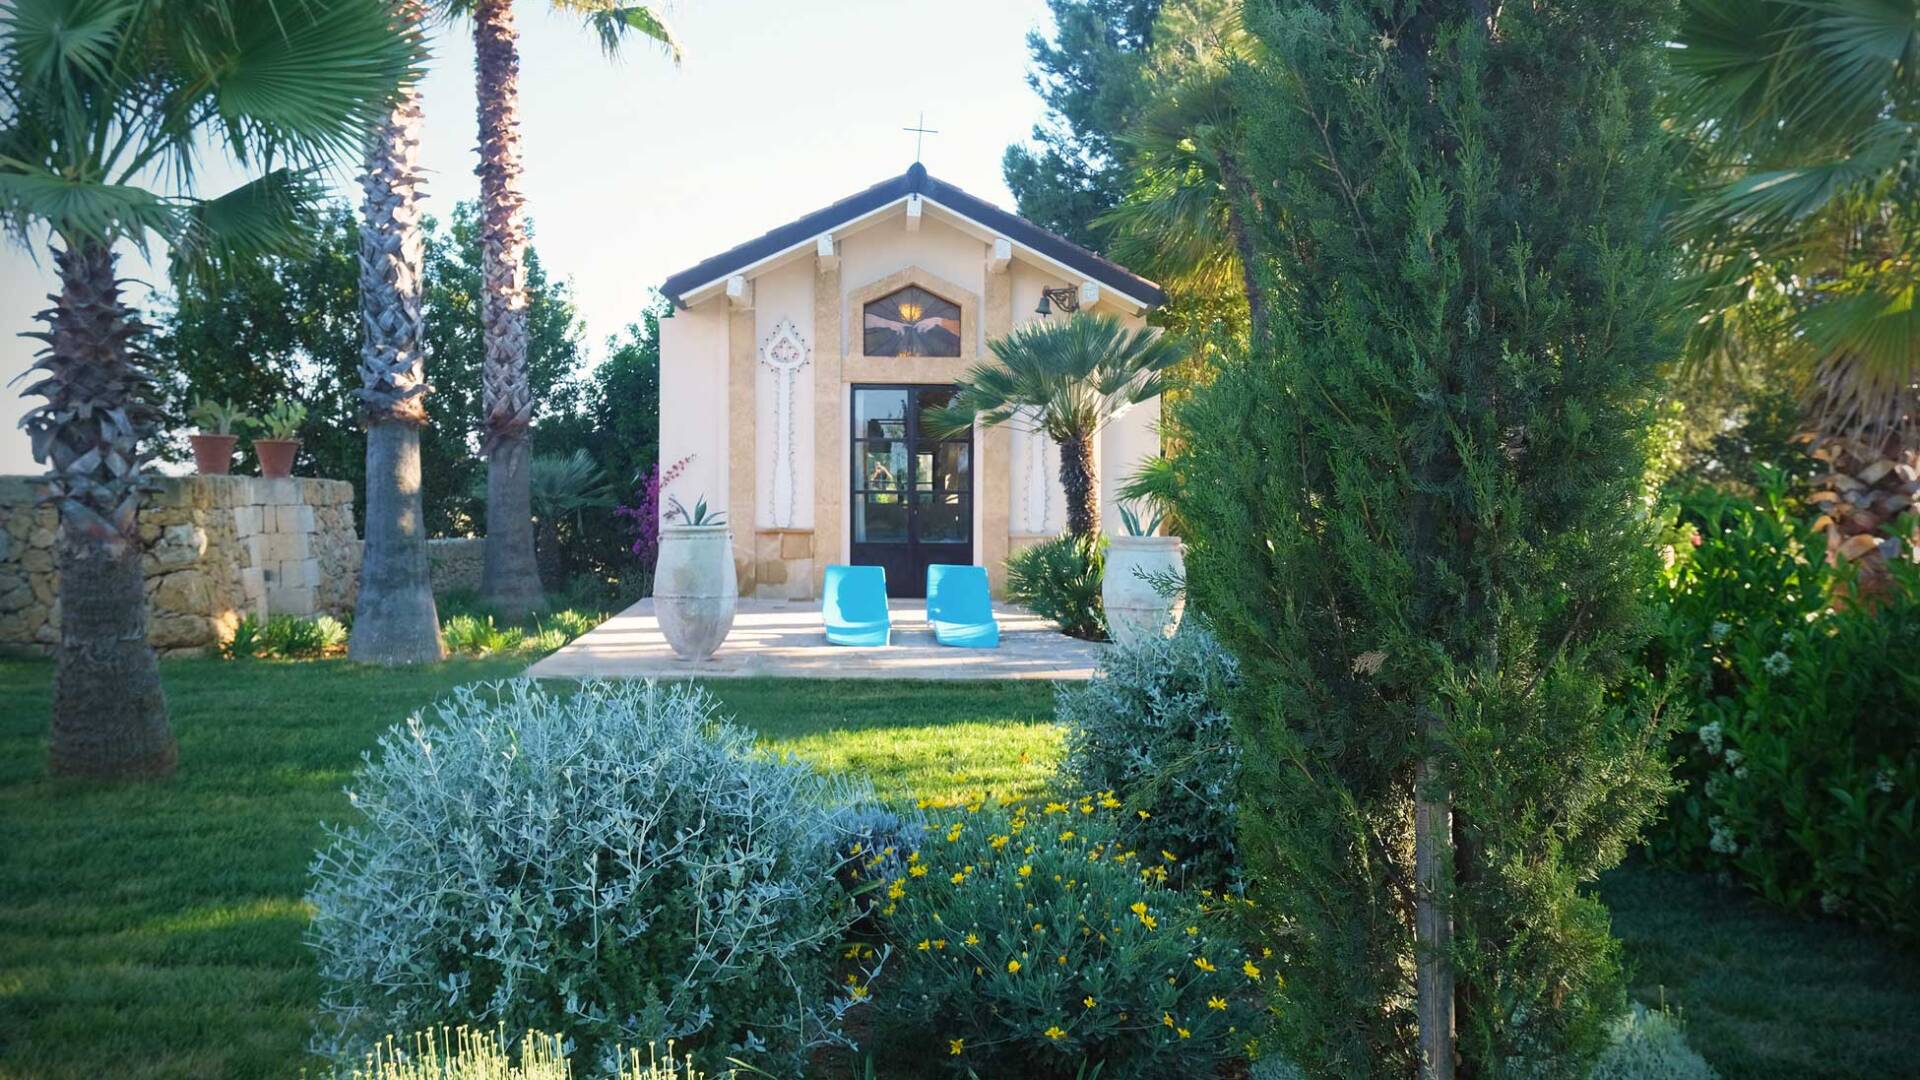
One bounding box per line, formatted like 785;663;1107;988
615;455;691;571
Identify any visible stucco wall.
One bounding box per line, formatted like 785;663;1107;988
659;201;1162;598
0;475;360;656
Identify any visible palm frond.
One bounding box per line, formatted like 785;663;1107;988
926;313;1186;443
210;0;424;166
169;167;327;282
0;168;172;245
548;0;683;62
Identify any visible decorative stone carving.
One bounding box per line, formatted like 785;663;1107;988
760;318;811;529
1016;408;1053;534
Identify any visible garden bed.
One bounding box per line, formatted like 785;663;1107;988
0;659;1912;1079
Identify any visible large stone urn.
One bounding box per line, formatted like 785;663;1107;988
1103;534;1185;646
654;524;738;660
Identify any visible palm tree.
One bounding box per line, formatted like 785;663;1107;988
349;0;444;665
1673;0;1920;442
1;0;416;775
462;0;680;617
926;312;1184;538
1097;0;1264;332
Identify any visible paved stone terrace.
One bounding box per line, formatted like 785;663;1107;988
526;598;1104;681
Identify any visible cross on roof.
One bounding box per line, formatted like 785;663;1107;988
903;112;939;163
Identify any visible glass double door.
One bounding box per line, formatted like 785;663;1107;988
850;385;973;598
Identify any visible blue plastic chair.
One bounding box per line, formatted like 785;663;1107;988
823;564;892;646
926;564;999;648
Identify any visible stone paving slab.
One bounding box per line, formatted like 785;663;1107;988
526;598;1104;681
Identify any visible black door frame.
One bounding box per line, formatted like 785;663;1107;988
848;383;975;598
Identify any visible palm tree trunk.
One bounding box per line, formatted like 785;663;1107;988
1218;150;1269;337
1058;433;1099;539
473;0;545;617
349;9;444;665
25;241;174;778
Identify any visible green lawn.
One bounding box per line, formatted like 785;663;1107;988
0;658;1912;1080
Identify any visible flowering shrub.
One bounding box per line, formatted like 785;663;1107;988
342;1026;707;1080
307;680;878;1073
863;793;1263;1079
614;455;691;573
1056;624;1242;891
1648;486;1920;935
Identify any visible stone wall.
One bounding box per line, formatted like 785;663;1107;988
425;537;484;596
0;475;360;656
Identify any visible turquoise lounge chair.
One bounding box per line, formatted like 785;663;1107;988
823;564;891;646
926;563;999;648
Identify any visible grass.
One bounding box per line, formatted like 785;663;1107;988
0;656;1913;1080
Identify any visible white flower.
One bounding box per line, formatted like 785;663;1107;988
1698;721;1724;757
1734;765;1750;780
1708;815;1739;855
1875;768;1897;794
1709;620;1732;643
1723;748;1743;769
1762;650;1792;676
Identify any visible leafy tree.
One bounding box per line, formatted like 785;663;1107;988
1672;0;1920;445
1003;0;1162;248
1174;2;1677;1075
458;0;680;618
927;312;1181;538
1;0;413;772
150;201;589;538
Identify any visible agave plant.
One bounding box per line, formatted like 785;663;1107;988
1;0;415;776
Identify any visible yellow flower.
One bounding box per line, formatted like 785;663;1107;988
1130;900;1159;931
1057;954;1068;965
909;864;928;878
1137;809;1152;820
907;850;920;864
917;939;932;951
1059;830;1077;842
1162;850;1178;862
1018;864;1033;878
1186;926;1199;936
951;871;967;884
990;834;1010;850
1044;1026;1067;1041
964;932;980;946
1208;997;1228;1011
1083;996;1097;1009
1177;1027;1191;1039
849;984;869;1000
1007;959;1022;974
933;938;947;950
1162;1013;1175;1028
949;1039;964;1056
1195;957;1216;973
1044;801;1068;815
1243;961;1262;981
888;879;907;900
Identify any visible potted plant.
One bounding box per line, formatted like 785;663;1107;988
1103;499;1185;645
252;398;307;479
187;398;251;476
653;495;736;660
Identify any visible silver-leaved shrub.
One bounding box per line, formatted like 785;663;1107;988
1056;624;1242;891
307;679;876;1075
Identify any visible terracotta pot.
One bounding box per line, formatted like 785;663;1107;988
654;524;738;660
188;433;238;476
1103;534;1186;645
253;438;301;479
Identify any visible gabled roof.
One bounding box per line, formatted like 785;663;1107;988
659;162;1165;311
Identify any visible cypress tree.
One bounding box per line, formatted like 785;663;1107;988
1173;2;1678;1075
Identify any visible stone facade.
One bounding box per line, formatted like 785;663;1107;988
0;475;360;656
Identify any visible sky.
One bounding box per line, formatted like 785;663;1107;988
0;0;1057;474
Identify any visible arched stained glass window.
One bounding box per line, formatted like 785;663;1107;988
863;286;962;357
